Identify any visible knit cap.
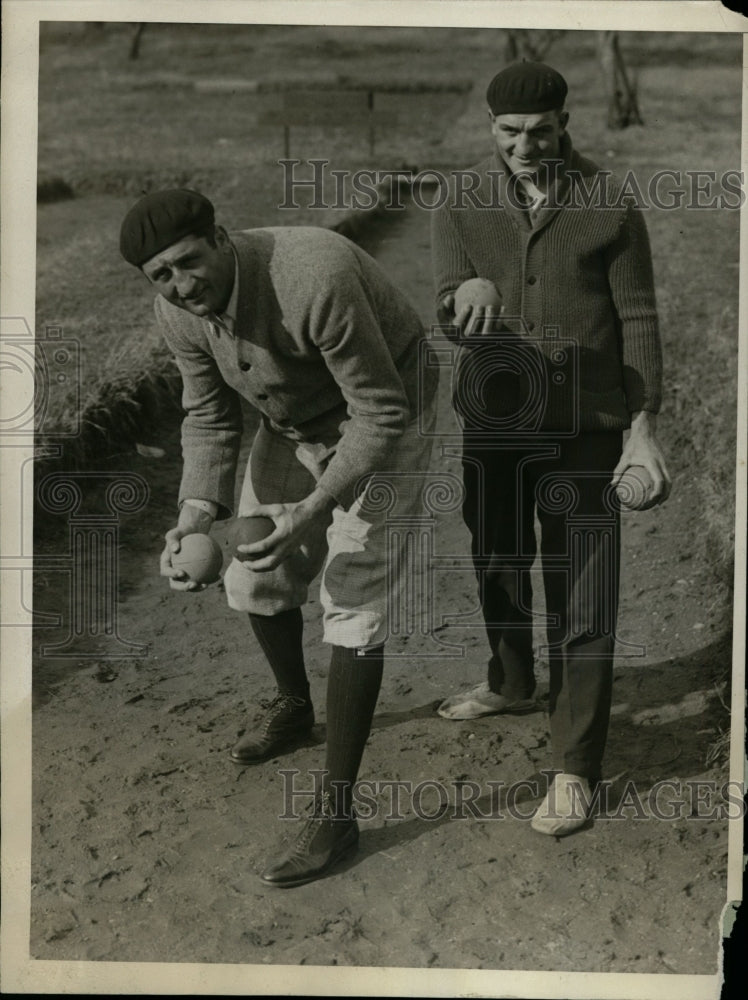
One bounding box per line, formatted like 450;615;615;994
120;188;215;267
487;61;568;115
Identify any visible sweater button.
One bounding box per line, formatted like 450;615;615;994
527;275;537;285
239;361;251;371
527;321;535;332
257;393;268;400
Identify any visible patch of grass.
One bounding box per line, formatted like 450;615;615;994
650;193;739;601
37;22;484;192
705;728;731;770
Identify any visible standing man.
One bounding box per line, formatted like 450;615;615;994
120;189;437;884
431;62;671;835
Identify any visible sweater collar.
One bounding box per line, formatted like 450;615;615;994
205;249;239;336
229;231;259;339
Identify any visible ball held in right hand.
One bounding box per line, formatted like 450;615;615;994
453;277;503;316
171;532;224;584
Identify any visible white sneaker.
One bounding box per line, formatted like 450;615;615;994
437;682;536;720
531;773;592;836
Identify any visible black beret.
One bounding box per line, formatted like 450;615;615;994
486;61;568;116
119;188;215;267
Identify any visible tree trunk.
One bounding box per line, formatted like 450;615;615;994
129;23;146;60
597;31;643;129
504;29;565;63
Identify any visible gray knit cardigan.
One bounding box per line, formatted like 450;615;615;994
431;134;663;432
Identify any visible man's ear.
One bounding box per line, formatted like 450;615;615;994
215;225;231;250
558;110;570;133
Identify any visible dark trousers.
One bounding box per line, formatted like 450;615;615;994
461;431;623;780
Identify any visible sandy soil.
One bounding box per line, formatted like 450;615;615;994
30;203;734;975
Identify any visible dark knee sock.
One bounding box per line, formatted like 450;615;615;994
323;644;384;815
248;609;310;702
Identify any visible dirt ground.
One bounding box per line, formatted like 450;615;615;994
30;201;735;977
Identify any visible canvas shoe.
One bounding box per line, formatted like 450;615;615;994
437;681;536;720
531;772;592;836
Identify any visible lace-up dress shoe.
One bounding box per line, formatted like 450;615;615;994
261;793;359;888
230;693;314;764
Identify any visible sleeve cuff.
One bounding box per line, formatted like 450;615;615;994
181;498;219;518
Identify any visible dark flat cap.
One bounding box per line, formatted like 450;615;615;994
119;188;215;267
487;61;568;115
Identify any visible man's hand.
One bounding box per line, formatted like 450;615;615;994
438;293;503;340
160;503;215;592
236;487;337;572
611;411;672;510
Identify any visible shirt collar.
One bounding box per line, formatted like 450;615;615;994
514;174;546;212
208;248;239;336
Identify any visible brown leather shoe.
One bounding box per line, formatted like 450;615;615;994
230;693;314;764
260;792;359;888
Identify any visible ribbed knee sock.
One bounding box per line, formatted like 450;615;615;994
248;609;310;701
324;644;384;815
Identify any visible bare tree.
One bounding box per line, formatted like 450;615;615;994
504;29;565;63
597;31;643;129
129;23;147;60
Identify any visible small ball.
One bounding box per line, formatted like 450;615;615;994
453;277;502;316
228;515;276;562
172;533;223;584
615;465;654;510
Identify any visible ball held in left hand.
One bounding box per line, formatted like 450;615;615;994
615;465;654;510
228;515;276;561
171;532;224;584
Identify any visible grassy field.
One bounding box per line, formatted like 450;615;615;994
35;24;742;587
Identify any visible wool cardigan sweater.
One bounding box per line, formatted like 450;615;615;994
155;226;436;517
431;134;663;432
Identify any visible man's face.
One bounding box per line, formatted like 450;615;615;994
490;109;569;178
142;228;234;316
